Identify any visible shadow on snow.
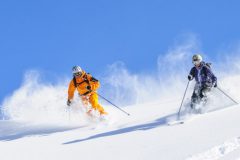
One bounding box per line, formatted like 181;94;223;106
0;121;81;141
63;113;176;145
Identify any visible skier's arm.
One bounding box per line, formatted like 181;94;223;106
86;74;100;91
188;67;195;80
205;67;217;85
68;80;76;100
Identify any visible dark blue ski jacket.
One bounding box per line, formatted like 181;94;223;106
189;62;217;87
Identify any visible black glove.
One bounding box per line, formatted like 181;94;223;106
67;99;72;106
188;75;193;81
213;82;217;88
86;85;91;90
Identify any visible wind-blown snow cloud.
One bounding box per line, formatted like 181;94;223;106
1;71;67;121
101;34;202;106
1;71;89;123
100;33;240;112
157;33;201;76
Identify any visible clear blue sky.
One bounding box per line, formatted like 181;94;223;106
0;0;240;102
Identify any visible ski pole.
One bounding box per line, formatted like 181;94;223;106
97;93;130;116
217;87;238;105
68;107;71;121
66;105;71;121
178;81;190;119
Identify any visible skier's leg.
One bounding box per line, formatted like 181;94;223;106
89;93;108;115
200;86;211;104
80;95;89;107
191;92;198;109
191;84;200;109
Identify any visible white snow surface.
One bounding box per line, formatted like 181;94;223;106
1;91;240;160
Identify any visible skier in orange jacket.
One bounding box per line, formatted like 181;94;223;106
67;66;107;116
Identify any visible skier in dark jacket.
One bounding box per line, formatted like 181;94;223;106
188;54;217;109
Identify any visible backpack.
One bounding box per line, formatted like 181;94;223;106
205;62;212;69
72;73;99;88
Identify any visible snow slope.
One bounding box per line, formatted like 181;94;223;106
1;98;240;160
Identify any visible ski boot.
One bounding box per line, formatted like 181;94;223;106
99;110;109;121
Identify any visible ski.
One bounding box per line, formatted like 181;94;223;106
169;103;238;126
167;120;185;125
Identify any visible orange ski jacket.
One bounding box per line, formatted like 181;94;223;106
68;71;100;100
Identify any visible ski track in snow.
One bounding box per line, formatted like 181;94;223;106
186;137;240;160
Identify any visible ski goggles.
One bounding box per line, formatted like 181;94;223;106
73;72;82;77
192;59;201;65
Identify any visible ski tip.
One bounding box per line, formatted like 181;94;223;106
167;120;184;126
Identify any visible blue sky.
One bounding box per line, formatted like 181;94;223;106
0;0;240;103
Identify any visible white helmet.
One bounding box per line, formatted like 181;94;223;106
192;54;202;65
72;65;82;74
